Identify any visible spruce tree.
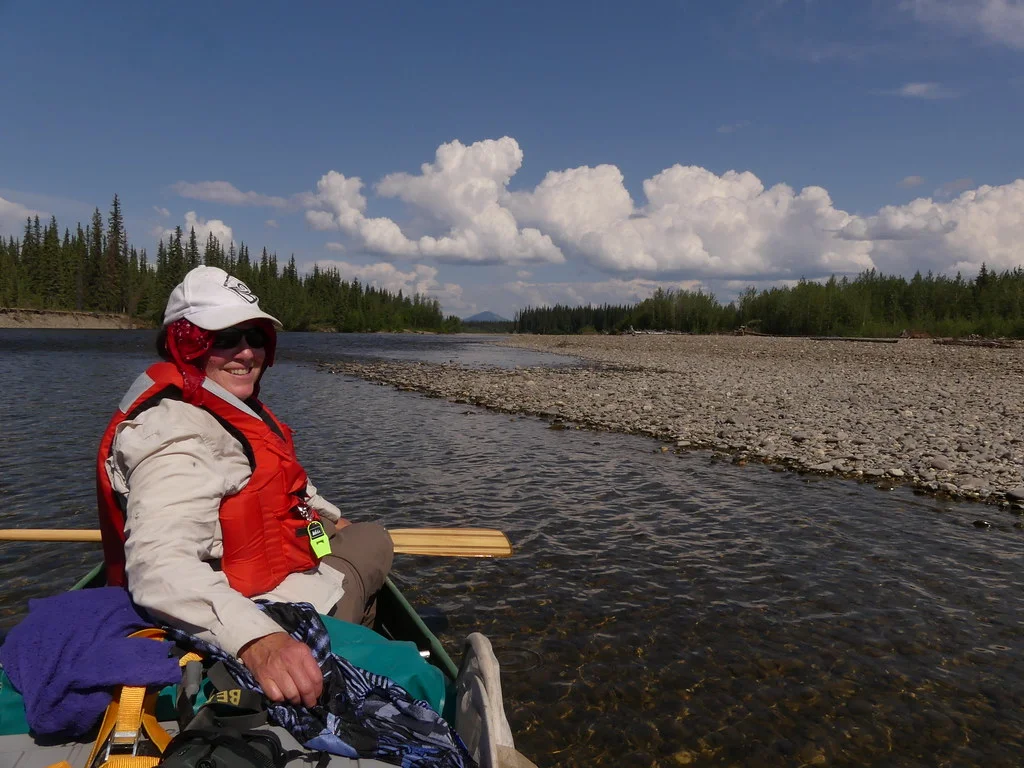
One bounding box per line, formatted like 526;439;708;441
0;237;15;306
185;227;200;270
85;208;105;310
73;224;87;310
40;217;61;308
99;195;126;312
167;226;185;289
20;217;40;304
204;233;222;269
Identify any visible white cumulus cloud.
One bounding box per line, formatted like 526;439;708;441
508;163;875;279
839;180;1024;275
837;198;958;241
153;206;171;217
161;211;234;247
313;260;467;310
886;81;958;99
717;120;750;134
505;277;708;311
173;181;289;208
899;175;926;188
907;0;1024;49
934;178;976;198
304;138;564;266
508;159;1023;284
0;196;46;235
296;136;1023;293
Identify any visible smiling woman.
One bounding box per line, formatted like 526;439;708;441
204;323;269;400
155;265;281;402
97;265;396;710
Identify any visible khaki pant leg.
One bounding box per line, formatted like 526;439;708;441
321;521;394;626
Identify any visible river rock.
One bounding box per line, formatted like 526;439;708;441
318;335;1024;509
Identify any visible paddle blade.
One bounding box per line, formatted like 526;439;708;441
388;528;513;558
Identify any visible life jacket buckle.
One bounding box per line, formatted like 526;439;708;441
105;727;142;758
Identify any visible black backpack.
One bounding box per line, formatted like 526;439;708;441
159;728;299;768
159;662;326;768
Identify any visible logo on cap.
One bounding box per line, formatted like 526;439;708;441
223;276;258;304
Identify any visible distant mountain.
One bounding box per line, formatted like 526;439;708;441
464;311;510;323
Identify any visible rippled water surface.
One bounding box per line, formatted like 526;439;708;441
2;330;1024;767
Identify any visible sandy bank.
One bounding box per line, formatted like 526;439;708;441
320;334;1024;509
0;308;136;329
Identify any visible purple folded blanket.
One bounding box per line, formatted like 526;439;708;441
0;587;182;738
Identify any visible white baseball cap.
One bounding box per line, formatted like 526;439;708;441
163;266;283;330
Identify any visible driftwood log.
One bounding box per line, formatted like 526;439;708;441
810;336;899;344
933;337;1017;349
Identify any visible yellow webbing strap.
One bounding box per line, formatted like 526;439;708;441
73;629;203;768
98;759;160;768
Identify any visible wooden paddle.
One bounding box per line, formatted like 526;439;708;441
0;527;513;558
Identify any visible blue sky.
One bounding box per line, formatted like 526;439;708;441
1;0;1022;318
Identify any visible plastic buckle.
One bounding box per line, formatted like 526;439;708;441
105;728;142;759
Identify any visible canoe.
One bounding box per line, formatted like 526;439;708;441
0;564;534;768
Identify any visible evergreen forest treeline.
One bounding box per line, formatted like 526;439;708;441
0;196;461;332
7;195;1022;338
516;266;1024;337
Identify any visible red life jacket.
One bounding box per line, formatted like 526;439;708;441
96;362;320;597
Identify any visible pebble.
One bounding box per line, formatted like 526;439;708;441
319;335;1024;508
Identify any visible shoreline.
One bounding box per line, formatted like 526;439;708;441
0;310;446;334
319;334;1024;510
0;308;138;329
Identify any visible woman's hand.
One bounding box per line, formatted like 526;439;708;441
238;632;323;707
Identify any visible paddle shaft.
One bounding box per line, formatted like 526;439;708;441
0;527;512;557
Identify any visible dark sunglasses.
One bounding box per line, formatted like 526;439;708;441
211;326;268;350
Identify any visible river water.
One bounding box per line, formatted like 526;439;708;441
1;330;1023;767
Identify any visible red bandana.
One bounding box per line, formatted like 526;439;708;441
162;318;277;401
164;319;215;402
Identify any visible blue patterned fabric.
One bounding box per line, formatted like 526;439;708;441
165;601;475;768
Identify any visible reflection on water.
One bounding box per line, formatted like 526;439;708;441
2;330;1024;766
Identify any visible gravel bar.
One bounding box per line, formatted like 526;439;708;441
320;334;1024;509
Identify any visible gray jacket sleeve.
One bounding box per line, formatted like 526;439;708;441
108;399;288;656
304;479;343;522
